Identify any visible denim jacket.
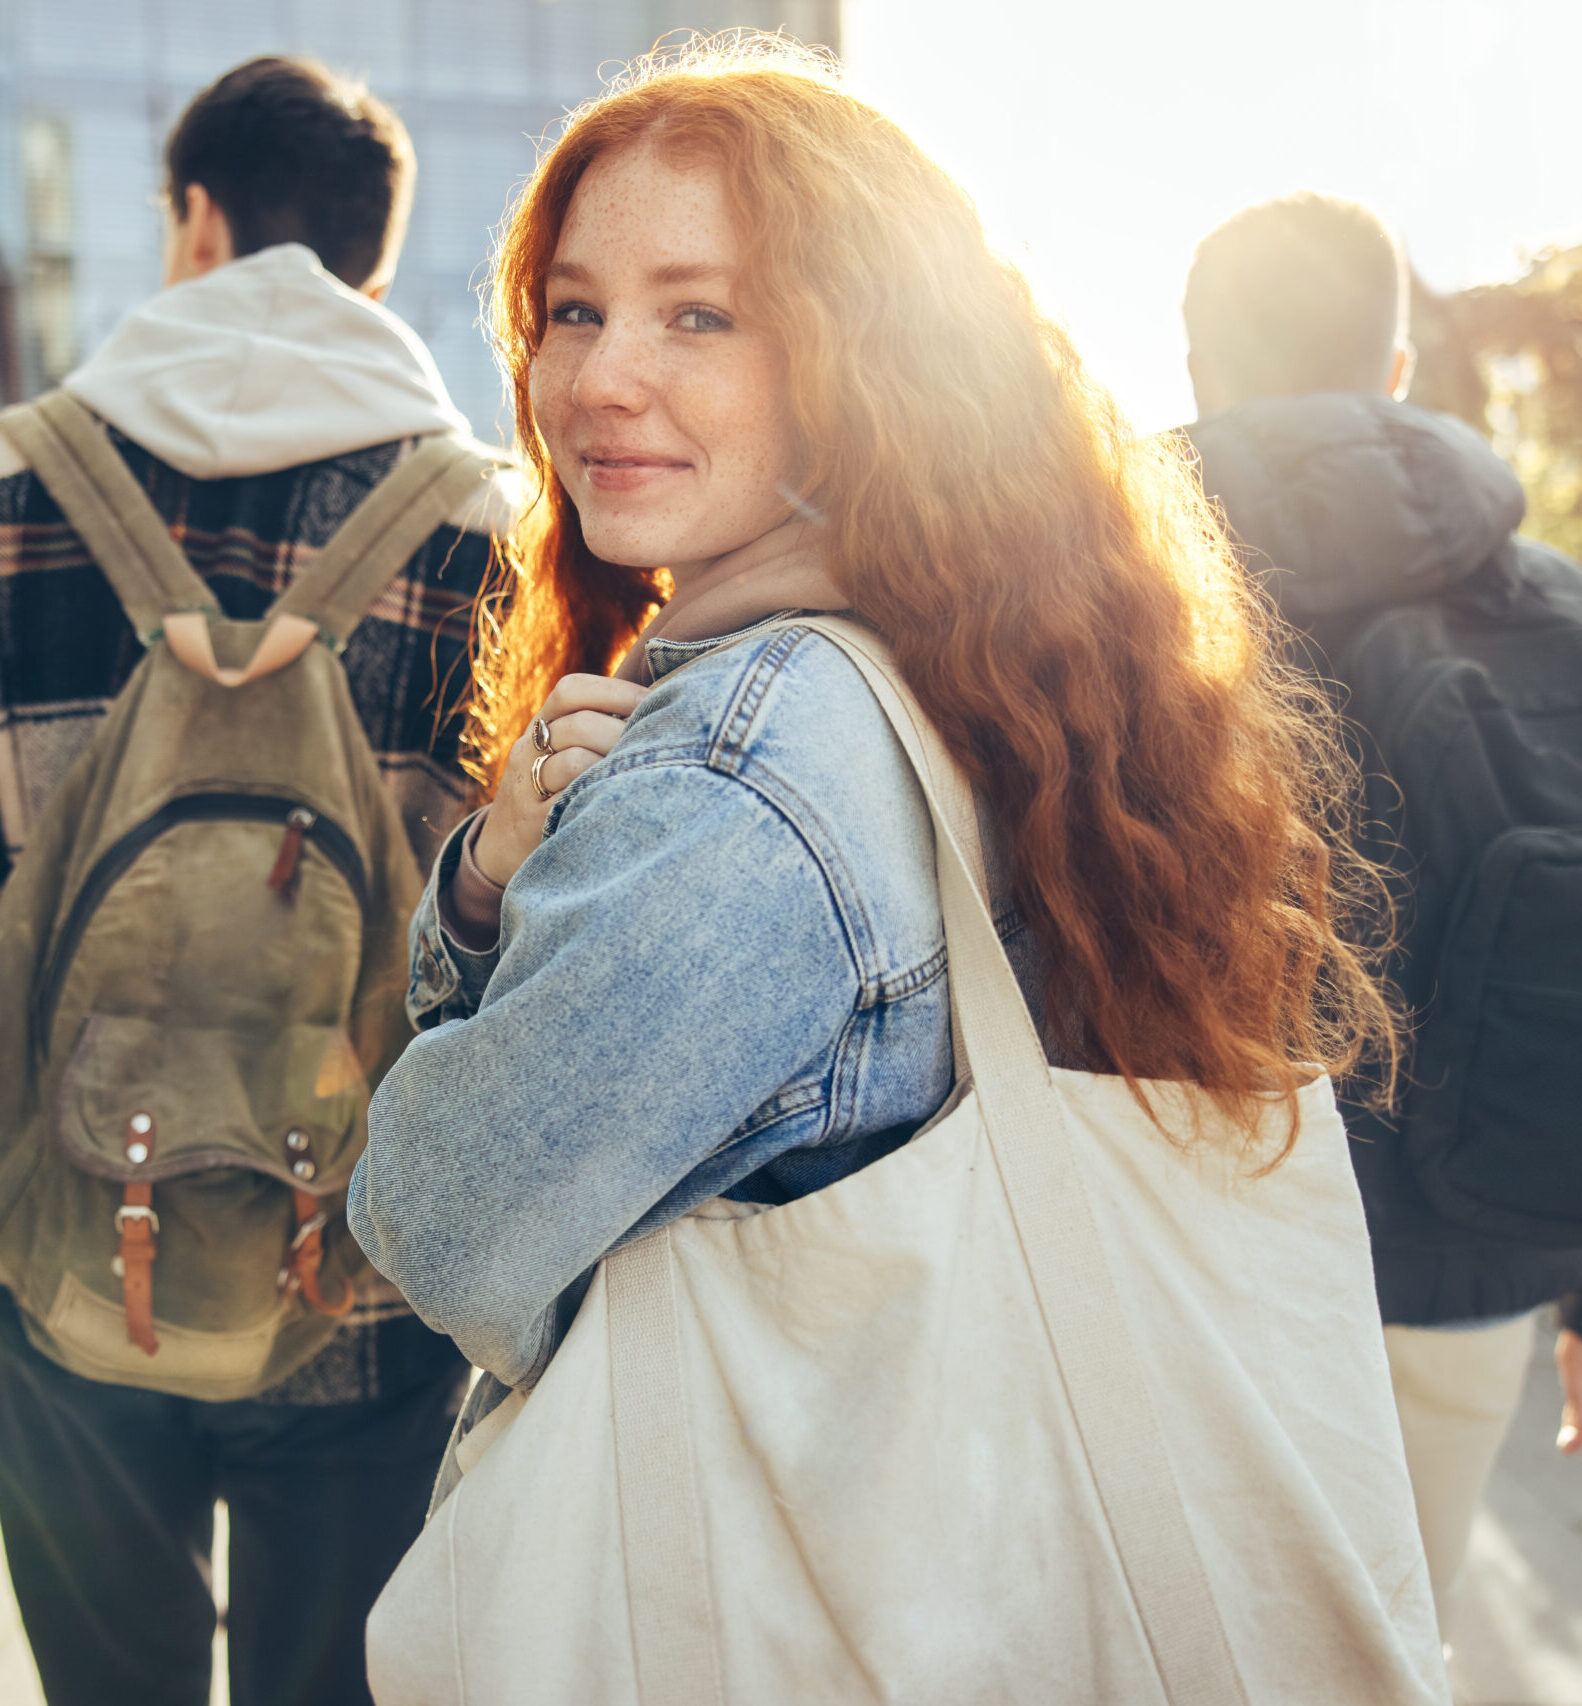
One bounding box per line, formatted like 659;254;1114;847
348;617;1039;1394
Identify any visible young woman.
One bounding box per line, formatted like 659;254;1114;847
350;37;1442;1704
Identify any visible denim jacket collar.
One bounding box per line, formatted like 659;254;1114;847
641;609;820;683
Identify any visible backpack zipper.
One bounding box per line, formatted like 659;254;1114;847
266;806;318;901
37;792;369;1051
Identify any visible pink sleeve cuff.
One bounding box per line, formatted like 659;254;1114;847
440;808;506;951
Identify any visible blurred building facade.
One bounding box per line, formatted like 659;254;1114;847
0;0;839;438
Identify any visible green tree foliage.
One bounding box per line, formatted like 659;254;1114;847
1411;246;1582;559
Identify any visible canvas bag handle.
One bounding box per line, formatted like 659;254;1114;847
0;391;502;683
606;615;1250;1706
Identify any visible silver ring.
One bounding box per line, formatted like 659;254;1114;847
531;750;555;802
529;714;554;754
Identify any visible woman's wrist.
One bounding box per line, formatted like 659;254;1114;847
473;794;552;886
441;808;507;950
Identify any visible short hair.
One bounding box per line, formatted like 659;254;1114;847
165;56;415;290
1183;193;1407;403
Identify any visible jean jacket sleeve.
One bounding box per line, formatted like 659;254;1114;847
349;755;860;1386
406;811;503;1031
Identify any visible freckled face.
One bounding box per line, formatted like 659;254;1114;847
531;142;798;581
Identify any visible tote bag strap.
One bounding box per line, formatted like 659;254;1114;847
606;615;1249;1706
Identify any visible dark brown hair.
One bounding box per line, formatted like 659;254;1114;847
165;55;415;290
1184;192;1407;404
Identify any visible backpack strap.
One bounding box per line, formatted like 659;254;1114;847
0;395;507;687
0;390;219;639
269;435;504;648
157;435;504;688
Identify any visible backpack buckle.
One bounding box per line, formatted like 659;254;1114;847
288;1209;329;1254
281;1188;354;1318
114;1203;160;1236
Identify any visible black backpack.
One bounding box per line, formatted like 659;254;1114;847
1332;540;1582;1246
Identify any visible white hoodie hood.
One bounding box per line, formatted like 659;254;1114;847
62;244;475;480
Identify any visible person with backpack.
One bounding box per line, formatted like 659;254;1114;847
0;56;511;1706
1181;191;1582;1630
349;41;1448;1704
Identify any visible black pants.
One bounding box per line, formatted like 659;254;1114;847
0;1293;467;1706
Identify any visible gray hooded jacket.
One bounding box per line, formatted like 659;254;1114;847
1188;394;1582;1326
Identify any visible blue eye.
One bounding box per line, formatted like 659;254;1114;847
676;306;732;333
548;303;601;327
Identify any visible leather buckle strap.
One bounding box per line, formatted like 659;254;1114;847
280;1187;353;1318
117;1185;159;1357
288;1206;330;1253
117;1111;159;1357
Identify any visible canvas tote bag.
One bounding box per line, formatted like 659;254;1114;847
367;618;1449;1706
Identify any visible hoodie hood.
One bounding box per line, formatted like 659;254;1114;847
1185;394;1525;622
62;244;472;480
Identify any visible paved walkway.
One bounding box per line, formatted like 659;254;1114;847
1;1334;1578;1703
1450;1319;1582;1704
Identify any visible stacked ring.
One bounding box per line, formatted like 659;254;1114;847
531;752;555;802
529;714;554;754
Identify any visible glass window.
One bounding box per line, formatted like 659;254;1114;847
22;113;75;387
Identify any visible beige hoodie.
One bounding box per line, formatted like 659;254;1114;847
1;243;519;530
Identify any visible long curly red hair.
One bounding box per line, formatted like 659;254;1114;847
470;36;1395;1138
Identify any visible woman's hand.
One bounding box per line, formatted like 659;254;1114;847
473;674;649;884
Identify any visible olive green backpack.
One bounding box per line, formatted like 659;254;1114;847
0;391;497;1400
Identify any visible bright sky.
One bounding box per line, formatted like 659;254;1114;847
843;0;1582;431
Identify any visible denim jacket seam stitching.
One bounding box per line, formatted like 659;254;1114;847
712;756;890;1005
826;1005;865;1132
720;1079;828;1147
564;742;713;785
434;930;497;974
536;650;945;1006
880;943;949;1001
708;625;808;774
540;742;708;836
708;623;940;1000
995;909;1026;943
696;1100;832;1184
646;612;802;683
551;735;878;999
545;745;881;1012
631;625;971;995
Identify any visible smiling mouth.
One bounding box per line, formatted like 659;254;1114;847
582;456;691;492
